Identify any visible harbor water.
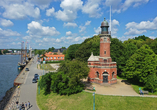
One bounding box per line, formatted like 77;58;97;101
0;55;21;101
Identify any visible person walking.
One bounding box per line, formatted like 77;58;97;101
21;102;25;110
16;100;19;109
28;101;31;108
25;102;27;109
19;104;22;110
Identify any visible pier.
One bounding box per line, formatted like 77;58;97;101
14;58;33;86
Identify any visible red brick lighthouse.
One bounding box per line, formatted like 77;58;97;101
87;18;117;84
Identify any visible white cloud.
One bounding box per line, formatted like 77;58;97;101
82;0;102;17
124;28;147;35
79;26;86;33
0;28;20;37
66;31;72;36
46;0;83;22
2;2;40;19
149;36;156;40
118;35;135;41
46;7;55;16
110;19;119;36
0;18;14;27
125;16;157;35
105;0;149;13
26;21;60;38
33;35;90;49
27;0;52;9
85;20;91;26
126;16;157;30
94;27;101;34
122;0;149;11
63;22;77;27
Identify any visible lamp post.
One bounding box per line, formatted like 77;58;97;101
38;77;40;94
93;92;95;110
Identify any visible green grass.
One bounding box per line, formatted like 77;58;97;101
37;89;157;110
39;64;55;71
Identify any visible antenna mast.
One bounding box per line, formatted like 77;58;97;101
110;5;111;35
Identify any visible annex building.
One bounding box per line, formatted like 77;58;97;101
41;48;66;61
87;18;117;84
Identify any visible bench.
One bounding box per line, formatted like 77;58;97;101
86;86;93;90
143;91;149;94
139;90;149;94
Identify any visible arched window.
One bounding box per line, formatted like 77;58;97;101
96;72;99;78
112;72;114;79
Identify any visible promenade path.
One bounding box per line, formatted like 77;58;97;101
84;79;157;98
19;56;42;110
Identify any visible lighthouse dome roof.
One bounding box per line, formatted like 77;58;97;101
101;18;109;27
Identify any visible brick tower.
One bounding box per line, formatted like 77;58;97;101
87;18;117;84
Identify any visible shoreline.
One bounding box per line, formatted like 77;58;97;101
0;86;17;110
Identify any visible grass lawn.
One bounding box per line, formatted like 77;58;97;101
37;89;157;110
38;64;55;71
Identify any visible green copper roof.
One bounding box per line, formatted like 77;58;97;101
102;17;109;26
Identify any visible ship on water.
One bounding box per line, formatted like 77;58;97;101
18;41;33;70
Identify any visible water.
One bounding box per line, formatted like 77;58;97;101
0;55;21;101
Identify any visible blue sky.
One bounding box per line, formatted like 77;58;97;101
0;0;157;49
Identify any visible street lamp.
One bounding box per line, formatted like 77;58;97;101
93;92;95;110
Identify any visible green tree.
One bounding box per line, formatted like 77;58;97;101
61;47;66;49
48;47;55;52
133;35;149;41
39;72;53;94
125;43;138;61
110;38;126;75
65;44;80;60
122;44;157;84
150;40;157;54
62;49;66;55
75;35;100;62
51;60;89;95
145;74;157;92
123;38;144;49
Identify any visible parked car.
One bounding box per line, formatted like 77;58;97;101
32;78;37;83
34;74;39;80
25;68;29;71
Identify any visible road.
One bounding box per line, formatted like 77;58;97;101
19;56;42;110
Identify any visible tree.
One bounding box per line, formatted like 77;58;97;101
61;47;66;49
150;40;157;54
62;49;66;55
133;35;149;41
75;35;100;62
38;72;53;94
122;44;157;84
110;38;126;75
48;47;55;52
65;44;80;60
40;51;47;61
125;43;138;61
145;74;157;92
123;38;144;49
51;60;90;95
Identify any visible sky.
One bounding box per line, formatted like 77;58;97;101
0;0;157;49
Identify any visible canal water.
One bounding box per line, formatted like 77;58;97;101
0;55;21;101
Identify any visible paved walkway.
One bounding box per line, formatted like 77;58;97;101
19;56;43;110
84;79;157;98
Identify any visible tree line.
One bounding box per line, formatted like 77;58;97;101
39;34;157;95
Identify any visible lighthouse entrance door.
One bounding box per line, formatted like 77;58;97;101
103;72;108;83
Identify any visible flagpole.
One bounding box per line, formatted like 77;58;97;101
110;5;111;35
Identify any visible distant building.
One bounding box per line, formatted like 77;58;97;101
8;50;12;53
41;48;66;61
14;50;17;53
87;18;117;84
